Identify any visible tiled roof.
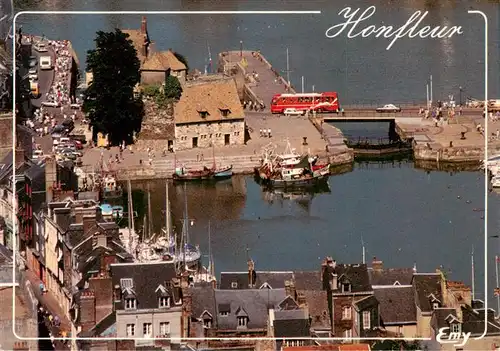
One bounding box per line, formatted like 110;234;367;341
283;345;371;351
214;288;286;330
174;78;244;125
274;318;310;338
121;29;149;65
374;286;416;325
110;261;178;310
142;50;186;71
368;267;414;286
412;274;442;313
293;271;322;290
219;271;294;290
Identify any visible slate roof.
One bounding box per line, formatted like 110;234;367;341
219;271;294;290
430;308;456;330
374;286;416;325
110;262;178;310
368;267;414;286
174;78;245;125
323;264;372;293
0;150;13;182
274;318;310;338
78;312;116;337
293;271;322;291
354;295;378;311
214;288;286;330
412;273;442;313
300;290;331;330
190;284;216;320
25;162;45;190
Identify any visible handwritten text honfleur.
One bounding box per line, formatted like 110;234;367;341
325;6;464;50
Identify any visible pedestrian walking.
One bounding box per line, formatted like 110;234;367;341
268;128;272;138
201;153;204;161
196;153;199;162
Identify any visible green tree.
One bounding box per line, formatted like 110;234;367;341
83;29;144;145
173;51;189;72
164;75;182;100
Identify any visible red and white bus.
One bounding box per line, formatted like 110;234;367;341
270;92;340;114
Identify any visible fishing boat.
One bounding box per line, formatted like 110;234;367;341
112;205;124;218
173;166;214;181
214;165;233;179
492;175;500;188
99;173;123;201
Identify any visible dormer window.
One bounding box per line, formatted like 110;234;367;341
159;296;170;308
220;311;229;316
125;298;136;309
433;302;440;310
342;283;351;293
231;282;238;289
198;109;209;118
237;316;247;327
219;108;231;117
219;303;230;316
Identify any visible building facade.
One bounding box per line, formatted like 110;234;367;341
174;78;245;151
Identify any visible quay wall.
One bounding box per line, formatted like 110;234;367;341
413;144;495;163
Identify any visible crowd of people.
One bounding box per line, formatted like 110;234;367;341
45;40;74;106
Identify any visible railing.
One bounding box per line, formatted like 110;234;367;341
345;137;413;150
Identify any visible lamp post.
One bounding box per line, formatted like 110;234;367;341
240;40;243;58
459;86;463;106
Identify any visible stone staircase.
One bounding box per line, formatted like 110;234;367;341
151;154;262;177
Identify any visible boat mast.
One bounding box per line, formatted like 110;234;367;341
147;183;152;239
183;182;190;245
212;143;216;170
165;181;171;245
208;220;212;280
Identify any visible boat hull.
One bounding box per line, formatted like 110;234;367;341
214;165;233;179
268;174;329;188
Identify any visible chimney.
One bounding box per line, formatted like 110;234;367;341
248;259;255;288
79;290;96;332
142;36;148;58
330;273;338;291
89;276;113;323
437;268;447;306
372;257;383;271
289;280;297;300
297;292;306;306
285;280;291;297
113;284;121;302
45;156;57;204
82;214;96;238
12;342;29;351
140;16;148;35
413;262;417;273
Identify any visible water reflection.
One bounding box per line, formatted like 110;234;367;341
261;181;331;212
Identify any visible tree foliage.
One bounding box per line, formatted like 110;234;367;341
173;51;189;72
83;29;144;145
164;75;182;100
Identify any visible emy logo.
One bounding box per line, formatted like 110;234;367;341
435;327;471;347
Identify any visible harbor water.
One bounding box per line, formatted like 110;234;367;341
13;0;500;307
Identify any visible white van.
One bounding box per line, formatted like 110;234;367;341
40;56;52;70
32;150;44;160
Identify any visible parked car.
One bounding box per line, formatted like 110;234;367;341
283;108;305;116
29;73;38;81
376;104;401;113
41;101;60;107
32;150;44;160
28;68;37;75
28;57;37;68
73;140;83;150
